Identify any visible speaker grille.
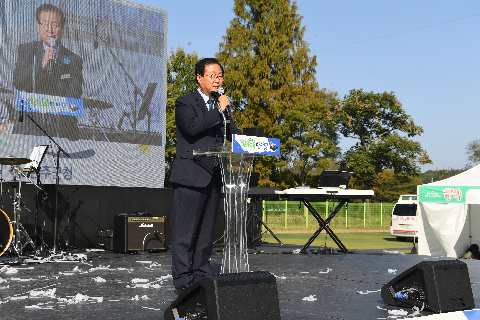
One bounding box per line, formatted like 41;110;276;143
113;214;165;253
381;259;475;313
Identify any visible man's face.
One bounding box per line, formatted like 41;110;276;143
38;10;63;46
197;63;223;98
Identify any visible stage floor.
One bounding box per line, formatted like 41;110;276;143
1;243;479;319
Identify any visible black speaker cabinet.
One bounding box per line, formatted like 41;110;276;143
243;127;264;137
164;271;281;320
113;213;166;253
381;259;475;313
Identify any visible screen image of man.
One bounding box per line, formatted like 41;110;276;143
169;58;242;294
12;3;83;140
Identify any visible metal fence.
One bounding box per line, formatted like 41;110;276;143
262;201;396;231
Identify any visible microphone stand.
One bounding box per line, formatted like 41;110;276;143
55;186;79;248
26;114;70;254
33;166;45;252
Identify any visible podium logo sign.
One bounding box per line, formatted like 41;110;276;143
17;91;83;117
232;134;280;155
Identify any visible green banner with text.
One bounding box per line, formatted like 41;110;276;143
419;186;480;203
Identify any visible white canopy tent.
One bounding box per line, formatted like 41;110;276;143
417;165;480;257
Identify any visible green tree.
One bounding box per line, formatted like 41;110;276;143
217;0;339;188
165;47;199;185
335;89;431;190
466;139;480;164
421;168;466;184
370;170;422;203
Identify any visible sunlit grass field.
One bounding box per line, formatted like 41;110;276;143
261;231;416;254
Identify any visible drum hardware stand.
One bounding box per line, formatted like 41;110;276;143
26;114;70;254
7;165;37;259
1;166;4;209
0;154;42;261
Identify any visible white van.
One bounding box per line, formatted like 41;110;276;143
390;194;418;241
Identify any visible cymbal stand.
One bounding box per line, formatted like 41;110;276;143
9;165;36;257
0;164;4;209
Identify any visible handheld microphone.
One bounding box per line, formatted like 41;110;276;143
47;38;56;74
211;87;232;118
19;100;24;122
93;20;98;49
211;89;228;145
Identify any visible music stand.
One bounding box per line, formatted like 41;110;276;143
137;83;156;121
117;82;156;137
23;145;49;251
23;145;49;177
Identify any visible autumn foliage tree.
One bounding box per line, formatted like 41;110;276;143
335;89;431;190
217;0;339;187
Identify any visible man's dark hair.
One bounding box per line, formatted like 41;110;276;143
195;58;224;84
36;4;66;27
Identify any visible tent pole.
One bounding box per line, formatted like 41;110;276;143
469;204;472;246
410;202;418;254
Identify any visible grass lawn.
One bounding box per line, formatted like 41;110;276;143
261;231;416;253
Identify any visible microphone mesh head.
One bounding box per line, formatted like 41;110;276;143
218;87;224;95
49;38;56;47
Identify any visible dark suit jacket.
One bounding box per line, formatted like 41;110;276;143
169;90;242;188
13;40;83;98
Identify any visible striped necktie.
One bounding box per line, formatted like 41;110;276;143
207;98;215;111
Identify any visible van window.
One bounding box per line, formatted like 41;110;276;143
401;196;418;201
393;204;417;216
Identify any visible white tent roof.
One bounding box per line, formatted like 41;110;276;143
423;164;480;186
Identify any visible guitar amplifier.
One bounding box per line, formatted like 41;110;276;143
113;213;166;253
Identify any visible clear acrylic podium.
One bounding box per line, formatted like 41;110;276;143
194;144;255;273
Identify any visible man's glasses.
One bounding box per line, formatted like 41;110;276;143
38;22;60;30
204;74;224;80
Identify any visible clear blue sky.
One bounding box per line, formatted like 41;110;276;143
136;0;479;172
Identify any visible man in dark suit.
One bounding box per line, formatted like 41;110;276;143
169;58;242;293
12;4;82;140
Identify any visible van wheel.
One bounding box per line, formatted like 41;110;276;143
396;236;407;242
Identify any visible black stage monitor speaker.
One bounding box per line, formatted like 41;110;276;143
164;271;281;320
113;213;166;253
381;260;475;313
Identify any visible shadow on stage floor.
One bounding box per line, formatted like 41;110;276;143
0;243;478;319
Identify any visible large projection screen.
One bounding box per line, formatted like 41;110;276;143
0;0;167;188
